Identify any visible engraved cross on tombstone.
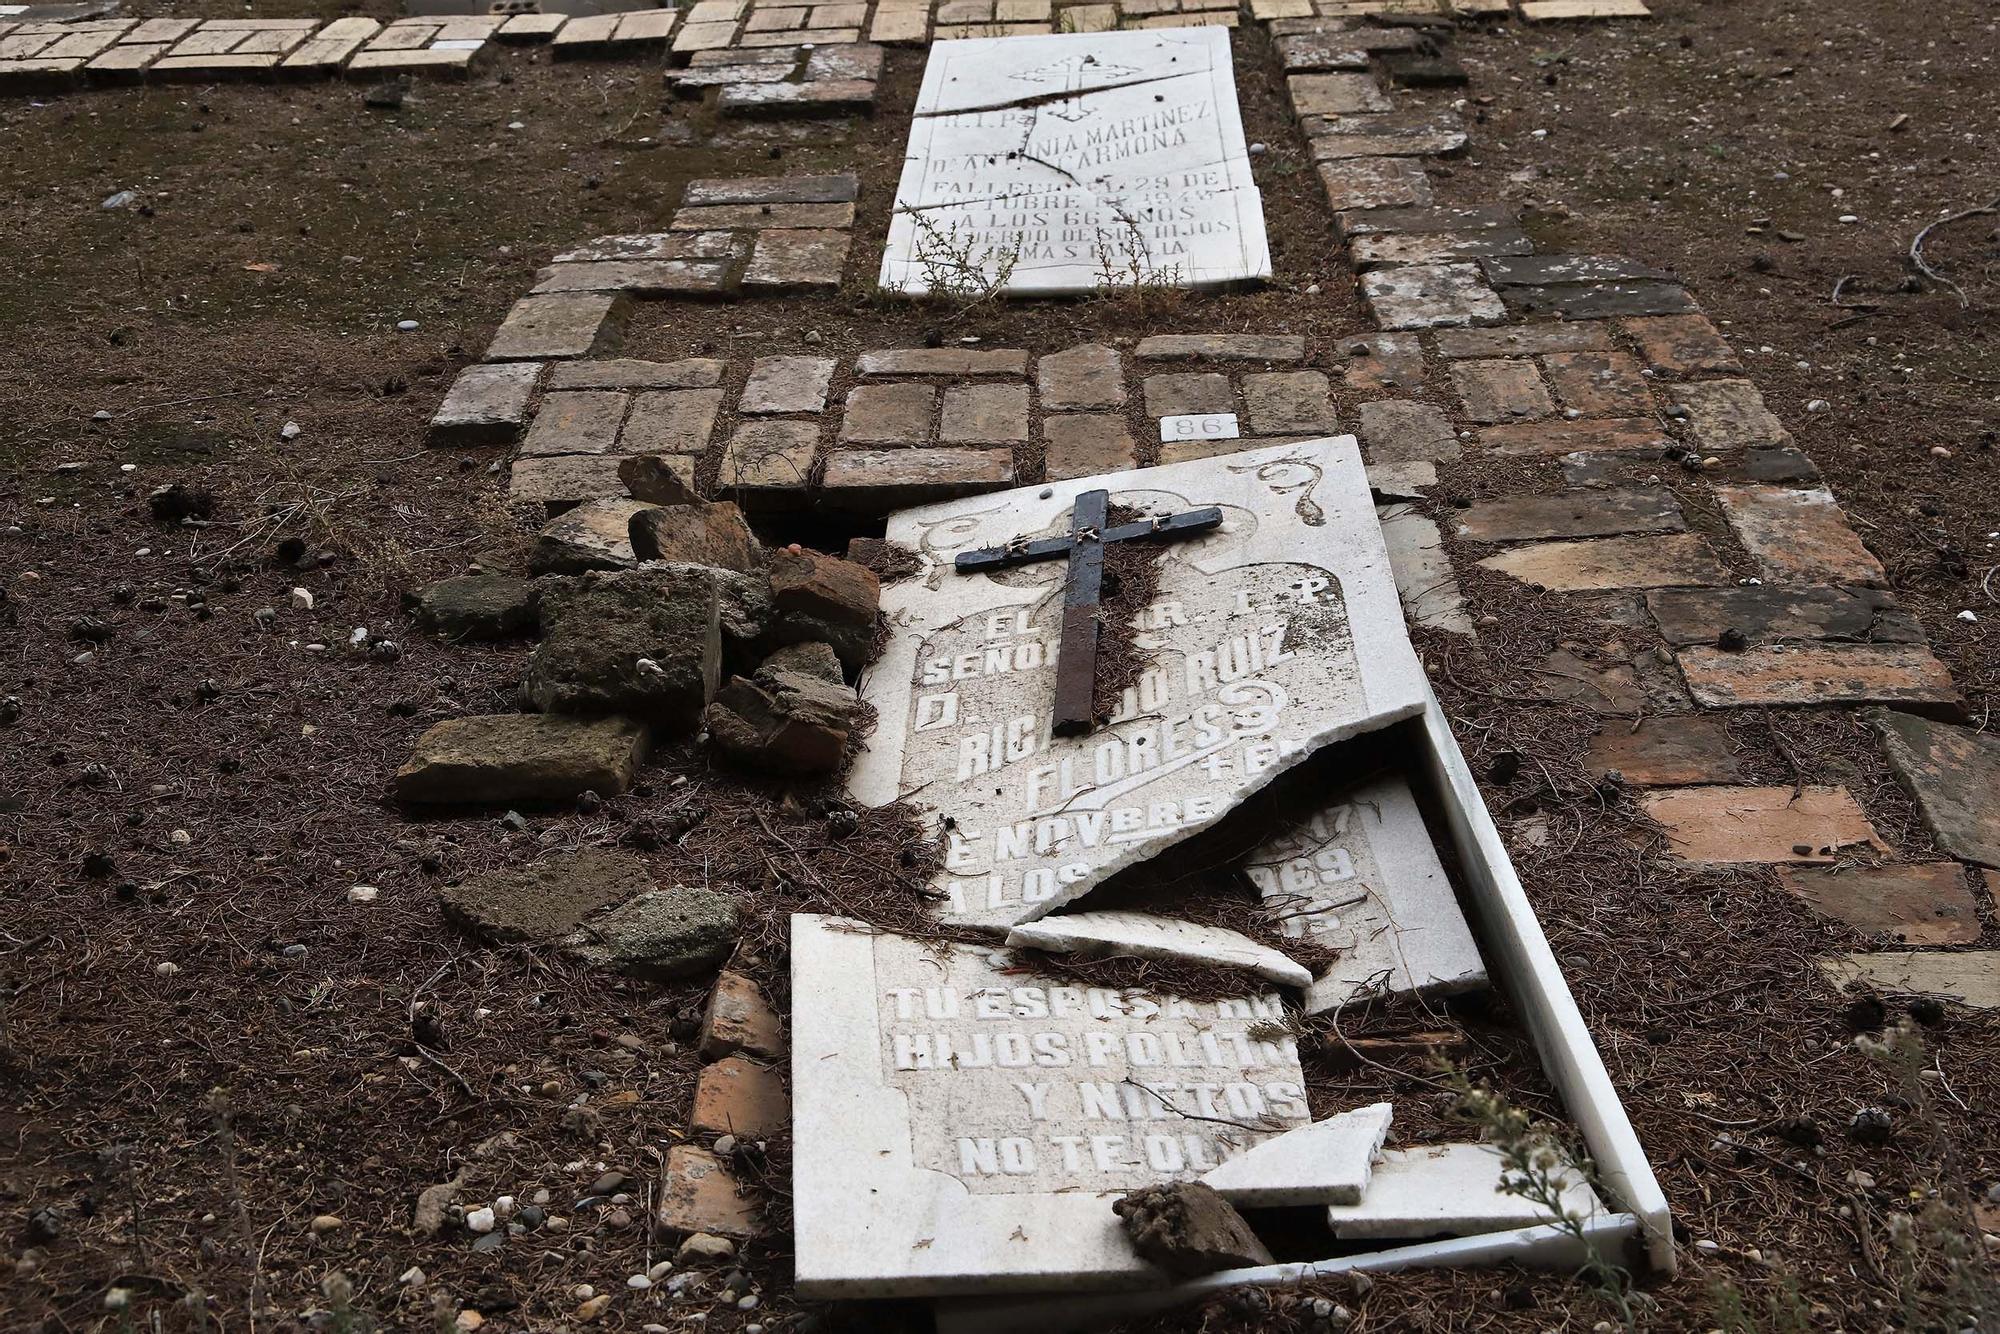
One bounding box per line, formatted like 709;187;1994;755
952;487;1222;737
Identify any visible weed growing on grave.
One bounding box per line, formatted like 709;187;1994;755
1090;211;1187;311
1444;1067;1656;1330
901;208;1021;318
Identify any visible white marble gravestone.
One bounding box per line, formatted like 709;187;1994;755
790;913;1311;1296
879;26;1272;296
848;437;1431;931
1242;773;1486;1012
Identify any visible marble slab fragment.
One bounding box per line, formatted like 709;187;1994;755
1005;910;1312;988
1241;772;1485;1012
790;913;1310;1296
1200;1101;1392;1205
1326;1143;1602;1239
881;26;1270;296
849;437;1431;930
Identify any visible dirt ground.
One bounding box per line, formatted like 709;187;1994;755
1;1;1996;1332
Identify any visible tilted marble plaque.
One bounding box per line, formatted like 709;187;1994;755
790;913;1309;1296
849;437;1431;930
1243;772;1487;1012
880;26;1272;296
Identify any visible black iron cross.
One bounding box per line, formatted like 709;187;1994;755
954;489;1223;737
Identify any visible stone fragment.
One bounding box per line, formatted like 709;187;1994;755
692;1056;788;1138
720;421;819;504
1361;263;1505;330
1640;785;1887;864
1357;400;1457;464
740;356;836;414
1142;372;1234;418
442;849;652;944
1454;487;1683;543
821;448;1015;510
618;454;701;506
1037;343;1125;409
1043;414;1138;480
1542;350;1651;417
1134;334;1306;363
719;78;876;115
549;357;726;391
701;969;784;1059
526;567;722;729
1434;323;1612;358
1334;203;1518;241
414;574;538;640
487;294;627;361
429;362;542;445
1348;229;1533;267
1669;379;1791;450
518;391;629;458
1449;358;1552;422
745;228;850;290
1276;31;1371;69
1112;1183;1274;1277
1778;863;1980;945
1818;952;2000;1012
840;383;936;444
1478;533;1729;591
704;658;858;774
659;1146;765;1238
531;498;654;574
941;383;1031;444
1678;644;1959;712
1200;1103;1394;1206
1378;506;1472;634
530;259;731;297
1622;313;1741;376
1520;0;1652;19
672;201;855;231
1337;333;1425;390
1287;70;1389;115
629;501;763;573
1005;911;1312;988
857;348;1031;377
392;714;650;807
1645;585;1921;646
1714;485;1884;585
1583;716;1746;785
1310;122;1470;160
1484;254;1674;286
1242;371;1337;433
1482;417;1670;456
1326;1144;1601;1239
510;455;641;515
765;547;878;670
496;12;567;41
1502;282;1696;320
1318;155;1433;211
1868;710;2000;868
805;41;882;80
1530;646;1664;716
622;388;724;458
561;886;738;980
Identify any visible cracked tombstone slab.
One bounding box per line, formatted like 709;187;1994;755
1240;772;1485;1012
789;913;1310;1296
879;26;1270;296
849;437;1428;931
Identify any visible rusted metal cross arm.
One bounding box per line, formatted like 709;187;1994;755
953;506;1224;573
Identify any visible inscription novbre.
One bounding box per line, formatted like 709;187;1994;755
880;27;1271;296
791;914;1309;1296
850;438;1430;930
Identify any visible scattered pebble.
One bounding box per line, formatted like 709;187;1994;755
464;1206;497;1234
289;587;314;611
309;1214;343;1235
397;320;420;332
155;962;180;977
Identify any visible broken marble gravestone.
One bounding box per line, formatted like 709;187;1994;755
880;26;1271;296
792;436;1671;1317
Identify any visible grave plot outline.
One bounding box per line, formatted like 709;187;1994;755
879;25;1273;296
849;437;1431;931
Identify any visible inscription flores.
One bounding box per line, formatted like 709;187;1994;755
792;915;1309;1296
850;438;1429;930
881;27;1271;296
